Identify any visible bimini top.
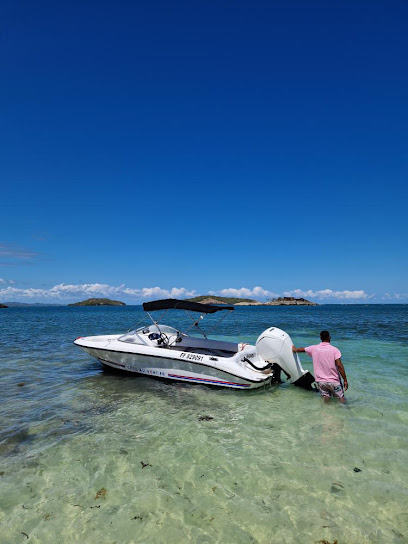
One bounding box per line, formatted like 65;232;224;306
142;298;234;314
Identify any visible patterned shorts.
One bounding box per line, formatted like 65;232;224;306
317;382;344;398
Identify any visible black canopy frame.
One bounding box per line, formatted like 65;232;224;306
126;299;235;342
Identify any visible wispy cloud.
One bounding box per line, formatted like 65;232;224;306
0;244;41;266
383;293;408;300
0;278;15;285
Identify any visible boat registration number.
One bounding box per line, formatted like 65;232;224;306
180;352;204;362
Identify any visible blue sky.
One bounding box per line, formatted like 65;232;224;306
1;0;407;303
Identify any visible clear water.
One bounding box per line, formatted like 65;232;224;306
1;305;407;543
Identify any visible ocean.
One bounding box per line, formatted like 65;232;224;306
1;305;407;543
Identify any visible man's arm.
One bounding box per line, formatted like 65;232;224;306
292;345;306;353
335;358;348;390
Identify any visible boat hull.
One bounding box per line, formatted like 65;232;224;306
79;345;272;390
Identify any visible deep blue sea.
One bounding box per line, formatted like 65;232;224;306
1;305;407;543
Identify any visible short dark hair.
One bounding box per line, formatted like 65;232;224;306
320;330;330;341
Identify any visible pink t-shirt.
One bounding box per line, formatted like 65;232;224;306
304;342;342;383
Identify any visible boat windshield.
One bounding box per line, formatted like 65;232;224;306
118;324;179;344
137;325;179;335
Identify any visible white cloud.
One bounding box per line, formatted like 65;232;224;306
212;286;279;299
283;288;371;300
0;282;381;303
137;287;196;299
0;283;196;302
209;286;371;301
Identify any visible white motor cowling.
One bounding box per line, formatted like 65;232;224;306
256;327;315;390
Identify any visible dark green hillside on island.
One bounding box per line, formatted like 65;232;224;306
68;298;126;306
187;295;257;305
0;303;8;308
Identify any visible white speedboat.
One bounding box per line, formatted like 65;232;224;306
74;299;314;390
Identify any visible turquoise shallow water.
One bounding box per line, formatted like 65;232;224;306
0;305;407;543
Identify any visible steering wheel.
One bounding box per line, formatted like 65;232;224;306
157;333;169;347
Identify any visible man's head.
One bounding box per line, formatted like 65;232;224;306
320;330;331;342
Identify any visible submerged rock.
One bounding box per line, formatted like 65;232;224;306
94;488;107;500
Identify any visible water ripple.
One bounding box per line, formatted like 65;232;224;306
0;305;407;543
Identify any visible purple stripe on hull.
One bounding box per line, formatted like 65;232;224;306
168;373;251;387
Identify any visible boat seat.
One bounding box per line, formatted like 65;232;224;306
168;334;238;354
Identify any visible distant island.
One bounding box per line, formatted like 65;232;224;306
187;295;317;306
68;298;126;306
0;303;8;308
1;302;63;307
268;297;317;306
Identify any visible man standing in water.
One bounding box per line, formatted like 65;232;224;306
292;331;348;403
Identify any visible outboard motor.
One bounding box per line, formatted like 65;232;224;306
256;327;315;390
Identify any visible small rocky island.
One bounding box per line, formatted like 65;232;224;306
187;295;317;306
68;298;126;307
0;303;8;308
268;297;317;306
